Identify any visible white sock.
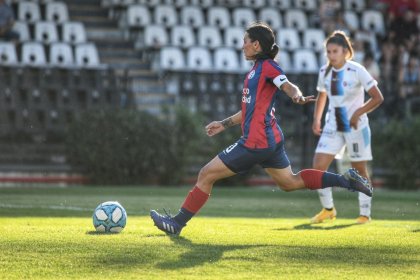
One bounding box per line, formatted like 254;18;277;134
359;192;372;217
317;187;334;209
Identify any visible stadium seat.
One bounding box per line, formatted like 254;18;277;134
137;0;160;6
180;6;204;28
18;1;41;22
267;0;291;10
277;28;301;51
75;43;101;68
224;27;245;50
303;29;325;52
12;21;30;41
361;10;385;36
214;47;240;73
344;0;365;12
284;9;308;31
62;22;87;44
276;50;293;73
0;42;18;65
186;47;212;71
197;26;222;49
243;0;265;8
344;11;359;31
208;7;231;29
190;0;214;8
171;25;195;49
144;25;169;48
161;0;187;7
21;42;47;66
159;46;185;71
127;5;151;27
295;0;317;11
45;1;69;23
34;21;59;44
49;42;74;67
293;49;319;74
232;8;256;28
154;5;177;27
259;9;282;30
240;54;254;72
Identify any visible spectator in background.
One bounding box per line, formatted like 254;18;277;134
389;8;419;47
398;53;420;98
0;0;19;42
387;0;419;22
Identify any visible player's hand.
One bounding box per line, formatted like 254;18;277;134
312;120;322;136
292;94;316;105
350;114;360;130
205;121;225;137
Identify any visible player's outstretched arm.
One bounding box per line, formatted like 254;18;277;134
281;81;316;105
206;110;242;137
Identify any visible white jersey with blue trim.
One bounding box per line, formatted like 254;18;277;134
316;60;377;132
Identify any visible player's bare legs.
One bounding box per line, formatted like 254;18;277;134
196;156;236;194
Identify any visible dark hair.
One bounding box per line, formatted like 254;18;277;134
246;22;279;60
324;30;354;77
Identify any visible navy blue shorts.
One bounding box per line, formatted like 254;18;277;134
218;140;290;174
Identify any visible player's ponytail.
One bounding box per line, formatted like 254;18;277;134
324;30;354;77
246;22;279;60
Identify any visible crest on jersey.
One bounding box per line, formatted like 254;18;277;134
248;70;255;79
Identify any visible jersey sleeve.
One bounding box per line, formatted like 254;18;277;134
265;60;289;88
316;66;327;92
358;64;378;91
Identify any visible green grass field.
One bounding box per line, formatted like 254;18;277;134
0;185;419;279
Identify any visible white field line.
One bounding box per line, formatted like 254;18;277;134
0;203;91;211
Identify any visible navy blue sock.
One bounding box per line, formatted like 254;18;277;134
173;207;194;226
321;172;349;189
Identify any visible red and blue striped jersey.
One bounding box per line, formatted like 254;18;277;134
240;59;286;149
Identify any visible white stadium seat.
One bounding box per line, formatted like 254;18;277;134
295;0;318;11
18;1;41;22
344;0;366;12
208;7;230;29
75;43;101;67
243;0;265;8
303;29;325;52
0;42;18;65
127;5;151;27
49;42;74;67
45;1;69;23
144;25;169;47
162;0;187;7
187;47;212;71
293;49;319;74
232;8;256;28
259;9;282;30
276;50;293;73
361;10;385;35
198;26;222;49
277;28;301;51
267;0;291;10
190;0;214;7
154;5;177;27
224;27;245;50
12;21;30;41
171;25;195;49
62;22;87;44
214;47;240;73
21;42;47;66
180;6;204;28
34;21;59;44
284;9;308;31
344;11;360;31
160;46;185;70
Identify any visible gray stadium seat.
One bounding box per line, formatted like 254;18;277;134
361;10;385;36
161;0;187;7
12;21;30;41
276;50;293;73
277;28;301;51
284;9;308;31
190;0;213;7
267;0;291;10
144;25;169;48
208;7;230;29
198;26;222;49
344;0;366;12
293;49;319;74
295;0;318;11
232;8;256;28
344;11;360;31
75;43;101;68
180;6;204;28
171;25;195;49
259;9;282;30
303;29;325;52
243;0;265;9
154;5;177;27
224;27;245;50
214;47;240;73
127;5;151;27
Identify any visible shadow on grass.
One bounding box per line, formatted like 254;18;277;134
85;231;120;235
274;222;359;231
156;235;268;270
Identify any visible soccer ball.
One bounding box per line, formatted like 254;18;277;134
92;201;127;233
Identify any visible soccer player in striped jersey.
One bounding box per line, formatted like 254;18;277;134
150;23;372;235
310;31;384;225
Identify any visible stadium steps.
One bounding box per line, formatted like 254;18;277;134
64;0;170;113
